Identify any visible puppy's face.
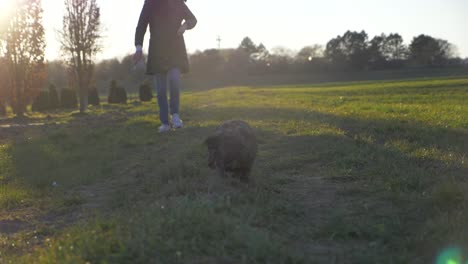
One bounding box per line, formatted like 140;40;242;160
204;135;220;169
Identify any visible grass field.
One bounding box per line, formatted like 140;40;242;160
0;77;467;263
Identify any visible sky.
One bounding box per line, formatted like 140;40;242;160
1;0;468;61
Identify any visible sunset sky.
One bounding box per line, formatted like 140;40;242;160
1;0;467;61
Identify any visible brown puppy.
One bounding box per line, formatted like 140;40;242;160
204;120;258;182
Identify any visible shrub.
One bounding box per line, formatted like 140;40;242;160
88;87;100;106
117;87;128;104
108;80;127;104
31;91;50;112
108;80;119;104
139;82;153;102
60;88;78;109
48;84;60;110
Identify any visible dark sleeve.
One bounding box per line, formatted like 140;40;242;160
135;0;152;46
181;1;197;30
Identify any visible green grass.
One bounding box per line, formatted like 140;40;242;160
0;77;467;263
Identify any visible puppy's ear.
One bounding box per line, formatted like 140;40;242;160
204;135;219;147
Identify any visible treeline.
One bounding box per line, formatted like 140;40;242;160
59;30;467;93
3;22;468;117
47;30;467;94
189;31;465;77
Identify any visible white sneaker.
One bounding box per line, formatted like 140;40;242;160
172;114;183;129
159;124;171;133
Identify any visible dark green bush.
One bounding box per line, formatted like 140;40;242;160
108;80;118;104
139;82;153;102
31;91;50;112
60;88;78;109
88;87;100;106
108;80;127;104
117;87;127;104
48;84;60;110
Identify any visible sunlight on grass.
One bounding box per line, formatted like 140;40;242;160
0;144;31;209
251;119;344;136
185;78;468;129
385;139;466;167
124;114;158;127
0;184;29;209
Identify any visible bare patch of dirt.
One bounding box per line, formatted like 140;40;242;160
0;109;132;144
0;220;28;235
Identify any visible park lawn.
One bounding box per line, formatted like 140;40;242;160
0;77;467;263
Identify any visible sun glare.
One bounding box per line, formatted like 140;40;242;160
0;0;13;16
0;0;13;31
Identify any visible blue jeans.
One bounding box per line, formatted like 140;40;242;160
154;68;181;125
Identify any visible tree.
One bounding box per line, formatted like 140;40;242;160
251;43;270;62
341;30;369;70
409;35;455;66
296;45;324;62
95;58;121;81
383;33;407;61
189;49;225;75
59;0;101;114
0;58;8;107
436;39;457;61
325;36;347;67
239;37;259;55
223;49;249;76
368;34;386;69
0;0;46;117
325;31;369;70
249;43;270;74
268;47;295;73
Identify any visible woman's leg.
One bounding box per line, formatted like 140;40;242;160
154;73;169;125
167;68;181;116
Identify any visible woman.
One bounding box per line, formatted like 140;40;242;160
134;0;197;133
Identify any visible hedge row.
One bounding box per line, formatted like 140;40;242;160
30;80;153;112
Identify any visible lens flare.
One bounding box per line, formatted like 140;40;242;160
437;248;463;264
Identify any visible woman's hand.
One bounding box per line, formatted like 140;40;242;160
177;23;188;36
133;49;143;65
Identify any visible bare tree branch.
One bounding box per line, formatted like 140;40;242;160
58;0;101;113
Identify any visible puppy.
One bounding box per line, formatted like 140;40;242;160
204;120;257;182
